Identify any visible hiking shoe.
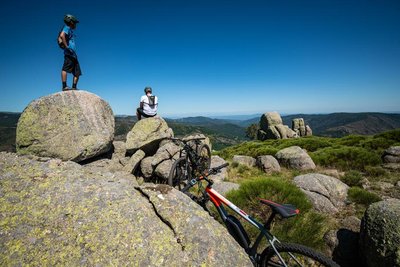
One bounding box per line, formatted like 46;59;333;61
62;86;71;91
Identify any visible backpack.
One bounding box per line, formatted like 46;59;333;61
57;27;69;49
147;95;157;107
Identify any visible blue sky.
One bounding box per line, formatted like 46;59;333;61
0;0;399;117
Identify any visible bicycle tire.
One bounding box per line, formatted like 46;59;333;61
168;157;191;190
260;242;339;267
197;143;211;173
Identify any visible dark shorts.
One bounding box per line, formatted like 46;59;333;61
137;108;156;118
62;55;82;77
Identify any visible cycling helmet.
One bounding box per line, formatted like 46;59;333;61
144;87;152;94
64;14;79;24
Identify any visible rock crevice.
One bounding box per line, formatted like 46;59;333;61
134;186;185;251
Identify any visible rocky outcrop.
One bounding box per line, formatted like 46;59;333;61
359;199;400;267
0;152;252;266
126;117;173;155
291;118;312;137
138;141;181;180
258;112;297;140
233;155;256;168
293;173;349;213
257;112;312;140
275;146;316;170
16;90;115;162
382;146;400;163
256;155;281;174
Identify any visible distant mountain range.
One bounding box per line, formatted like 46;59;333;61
1;112;400;152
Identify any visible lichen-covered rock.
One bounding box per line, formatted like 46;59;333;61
139;186;251;266
140;156;154;178
123;149;145;174
275;146;316;170
256;155;281;174
151;142;181;167
0;152;251;266
125;117;173;155
360;199;400;267
16;90;114;162
233;155;256;168
111;140;126;161
293;173;349;213
154;159;173;179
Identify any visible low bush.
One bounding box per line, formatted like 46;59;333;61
348;187;381;206
311;146;381;171
341;171;363;186
364;166;387;177
374;129;400;142
225;177;329;250
336;135;367;146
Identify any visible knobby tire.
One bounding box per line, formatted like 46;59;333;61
260;242;339;267
168;157;191;190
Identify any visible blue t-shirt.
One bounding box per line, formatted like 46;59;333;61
62;25;76;53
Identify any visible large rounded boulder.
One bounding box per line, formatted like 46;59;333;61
126;117;173;155
293;173;349;213
0;152;252;266
16;90;114;162
359;199;400;267
275;146;316;170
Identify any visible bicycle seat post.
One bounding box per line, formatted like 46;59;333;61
264;211;277;231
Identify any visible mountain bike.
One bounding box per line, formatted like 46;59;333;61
182;163;339;267
168;137;211;189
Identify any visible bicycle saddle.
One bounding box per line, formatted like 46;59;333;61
259;198;299;218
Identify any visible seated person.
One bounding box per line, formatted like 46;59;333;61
136;86;158;120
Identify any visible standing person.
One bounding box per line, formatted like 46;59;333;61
136;87;158;120
59;14;81;91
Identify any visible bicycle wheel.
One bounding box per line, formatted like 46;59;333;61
168;157;191;190
197;144;211;173
260;242;339;267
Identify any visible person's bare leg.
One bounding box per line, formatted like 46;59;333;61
62;71;67;83
61;71;68;90
72;76;79;89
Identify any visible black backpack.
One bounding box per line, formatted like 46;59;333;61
147;95;157;107
57;27;69;49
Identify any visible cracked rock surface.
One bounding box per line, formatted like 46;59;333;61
293;173;349;213
0;152;251;266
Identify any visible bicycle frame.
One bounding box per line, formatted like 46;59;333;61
205;186;283;264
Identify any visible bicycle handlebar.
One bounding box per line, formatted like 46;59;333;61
181;163;229;192
167;137;206;143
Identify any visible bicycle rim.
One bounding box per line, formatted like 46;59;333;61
260;242;339;267
168;157;191;190
197;144;211;173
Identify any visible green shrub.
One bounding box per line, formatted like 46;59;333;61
311;146;381;171
225;177;329;249
374;129;400;142
348;187;381;206
364;166;387;177
337;135;367;146
237;164;250;174
342;171;363;186
360;137;396;151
